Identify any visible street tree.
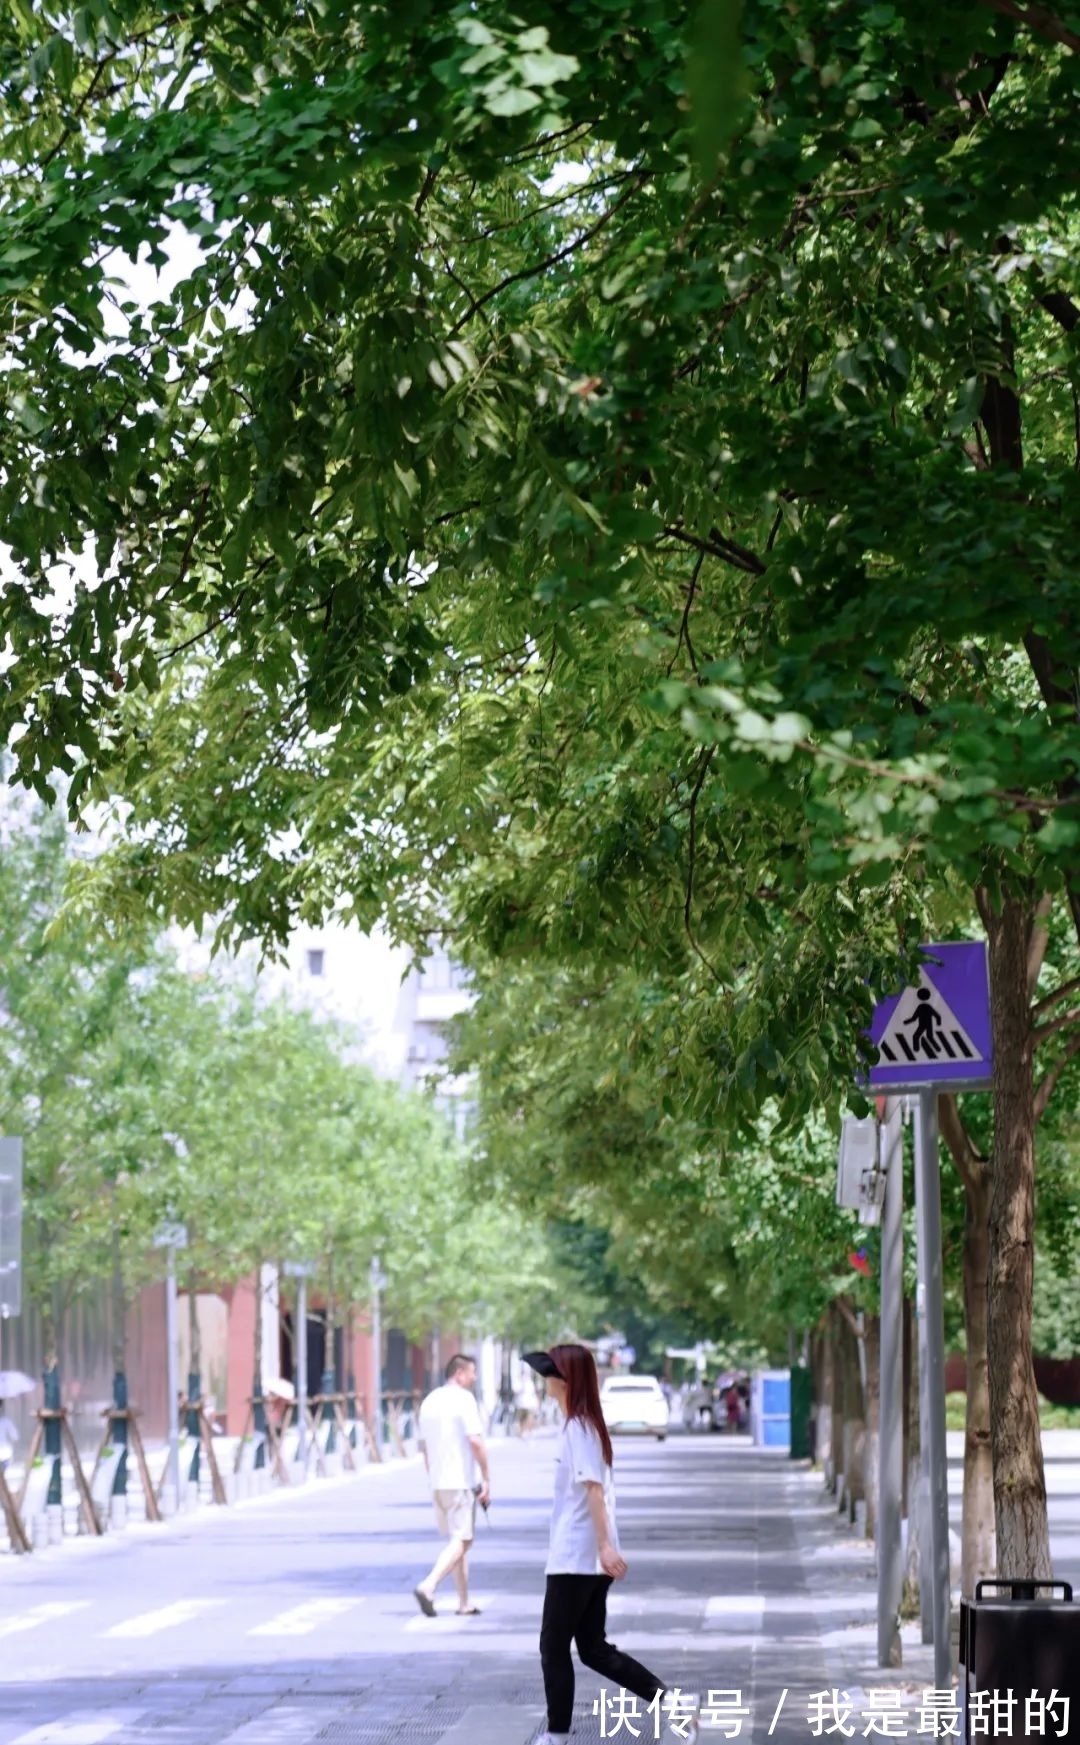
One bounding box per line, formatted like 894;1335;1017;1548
5;0;1080;1578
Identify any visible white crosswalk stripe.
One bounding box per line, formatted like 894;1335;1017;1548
103;1599;225;1639
10;1713;138;1745
248;1598;362;1637
0;1603;90;1640
704;1593;765;1628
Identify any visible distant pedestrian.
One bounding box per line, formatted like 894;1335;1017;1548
523;1345;698;1745
413;1354;490;1617
0;1401;17;1475
515;1369;539;1434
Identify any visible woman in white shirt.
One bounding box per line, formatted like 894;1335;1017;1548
523;1345;697;1745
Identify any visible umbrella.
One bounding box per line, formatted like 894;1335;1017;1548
264;1376;296;1403
0;1370;37;1398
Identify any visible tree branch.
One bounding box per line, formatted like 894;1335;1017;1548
446;175;648;338
414;161;440;217
684;745;722;983
1038;289;1080;332
1032;971;1080;1017
1035;1030;1080;1121
661;524;766;577
1027;892;1054;998
938;1090;988;1200
1033;1005;1080;1044
666;551;705;678
975;0;1080;52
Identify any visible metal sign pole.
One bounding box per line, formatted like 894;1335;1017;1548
283;1261;315;1466
297;1275;309;1462
165;1244;181;1508
878;1097;904;1667
369;1256;386;1445
154;1220;187;1513
913;1090;952;1690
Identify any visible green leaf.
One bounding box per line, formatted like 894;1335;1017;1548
685;0;747;176
518;48;580;89
484;83;543;117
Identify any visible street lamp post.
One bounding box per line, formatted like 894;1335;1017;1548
283;1262;315;1465
369;1255;387;1447
153;1220;188;1513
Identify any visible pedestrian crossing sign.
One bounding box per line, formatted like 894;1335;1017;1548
866;941;993;1091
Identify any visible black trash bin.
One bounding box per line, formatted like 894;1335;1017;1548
960;1578;1079;1742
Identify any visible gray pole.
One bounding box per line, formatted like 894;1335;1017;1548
912;1097;934;1643
913;1089;952;1690
165;1245;181;1508
297;1275;309;1464
878;1098;904;1668
370;1256;384;1447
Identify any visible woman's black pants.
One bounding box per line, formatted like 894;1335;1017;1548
540;1574;665;1735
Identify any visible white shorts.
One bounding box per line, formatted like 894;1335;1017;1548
433;1487;476;1542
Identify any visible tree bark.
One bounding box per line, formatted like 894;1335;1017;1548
979;890;1051;1579
813;1321;834;1481
939;1093;996;1593
832;1303;847;1504
838;1302;865;1523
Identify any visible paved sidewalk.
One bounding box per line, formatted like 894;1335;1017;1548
0;1434;947;1745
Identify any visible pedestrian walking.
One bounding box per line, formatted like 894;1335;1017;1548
515;1368;539;1434
523;1345;698;1745
413;1354;490;1617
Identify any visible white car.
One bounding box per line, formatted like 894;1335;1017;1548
600;1375;670;1441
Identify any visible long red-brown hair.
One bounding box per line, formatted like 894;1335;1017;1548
549;1343;614;1466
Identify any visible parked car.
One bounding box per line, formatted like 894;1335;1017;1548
600;1374;669;1441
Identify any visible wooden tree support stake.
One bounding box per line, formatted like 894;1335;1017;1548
94;1406;162;1524
17;1407;102;1537
175;1400;226;1503
0;1461;30;1553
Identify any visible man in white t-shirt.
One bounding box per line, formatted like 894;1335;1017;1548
413;1354;490;1617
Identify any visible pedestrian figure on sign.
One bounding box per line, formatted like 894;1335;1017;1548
523;1344;699;1744
413;1354;490;1617
905;987;943;1058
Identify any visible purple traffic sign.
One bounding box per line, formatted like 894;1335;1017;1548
867;941;993;1091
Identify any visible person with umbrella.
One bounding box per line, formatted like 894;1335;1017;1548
0;1370;35;1474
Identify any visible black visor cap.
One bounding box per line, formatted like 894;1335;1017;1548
522;1350;563;1379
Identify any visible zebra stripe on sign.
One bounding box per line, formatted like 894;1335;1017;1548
875;979;982;1069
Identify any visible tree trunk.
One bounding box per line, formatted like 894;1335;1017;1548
187;1266;202;1484
839;1304;865;1523
40;1296;62;1506
110;1244;129;1496
252;1267;267;1464
832;1304;847;1504
814;1321;834;1482
862;1312;881;1543
981;891;1051;1579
